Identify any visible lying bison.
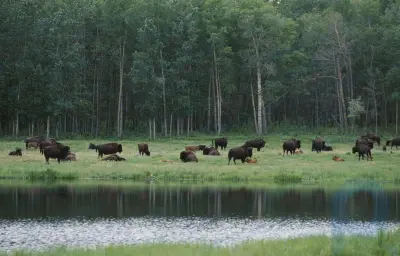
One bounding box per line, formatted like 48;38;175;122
138;143;150;156
185;145;199;152
24;136;44;150
282;138;301;156
227;145;253;165
102;154;126;161
244;139;266;152
43;144;70;164
96;143;123;158
352;144;372;161
198;145;206;150
180;151;198;163
203;147;220;156
61;151;77;161
362;133;381;146
311;138;325;153
212;137;228;150
322;145;333;151
386;137;400;150
8;148;22;156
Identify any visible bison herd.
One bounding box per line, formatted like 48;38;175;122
5;132;395;165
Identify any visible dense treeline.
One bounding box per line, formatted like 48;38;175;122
1;0;400;138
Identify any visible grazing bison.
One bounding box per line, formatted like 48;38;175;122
138;143;150;156
185;145;199;152
227;145;253;165
212;137;228;150
180;151;198;162
96;143;123;158
244;139;266;151
8;148;22;156
24;136;44;150
362;133;381;146
282;138;301;156
385;137;400;150
27;141;39;150
311;138;325;153
352;144;372;161
88;143;98;152
43;144;70;164
102;154;126;161
39;139;57;155
355;137;374;149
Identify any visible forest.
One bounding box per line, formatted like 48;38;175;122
1;0;400;138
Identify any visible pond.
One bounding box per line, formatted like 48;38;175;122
0;181;399;252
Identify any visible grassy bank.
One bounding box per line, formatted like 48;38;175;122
4;229;400;256
0;135;399;184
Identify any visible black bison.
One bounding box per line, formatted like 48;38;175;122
102;154;126;161
322;145;333;151
311;138;325;153
24;136;44;150
282;138;301;156
138;143;150;156
39;139;57;155
180;151;198;162
244;139;266;152
96;143;123;158
355;137;374;149
212;137;228;150
385;137;400;150
88;143;98;152
227;145;253;165
203;147;220;156
8;148;22;156
362;133;381;146
352;144;372;161
198;145;206;150
43;144;70;164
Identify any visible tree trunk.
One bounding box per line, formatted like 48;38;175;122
250;80;259;134
31;122;34;137
117;28;127;138
187;115;190;136
169;113;173;137
396;100;398;136
149;118;152;138
96;78;99;137
153;118;156;139
207;73;211;132
177;117;180;136
46;116;50;139
15;112;19;138
160;49;167;137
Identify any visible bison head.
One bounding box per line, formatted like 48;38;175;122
118;144;123;153
352;146;357;154
88;143;97;150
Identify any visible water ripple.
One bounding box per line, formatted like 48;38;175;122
0;217;398;252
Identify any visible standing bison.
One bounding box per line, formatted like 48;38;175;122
282;138;301;156
43;144;71;164
355;137;374;149
311;138;325;153
180;151;198;162
24;136;44;150
352;144;372;161
227;145;253;165
362;133;381;146
96;143;123;158
138;143;150;156
386;137;400;150
244;139;266;152
39;139;57;155
212;137;228;150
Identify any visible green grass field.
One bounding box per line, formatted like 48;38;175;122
4;229;400;256
0;135;399;184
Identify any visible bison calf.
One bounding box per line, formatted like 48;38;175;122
244;139;266;151
185;145;199;152
227;145;253;165
180;151;198;163
8;148;22;156
43;144;70;164
102;154;126;161
138;143;151;156
97;143;123;158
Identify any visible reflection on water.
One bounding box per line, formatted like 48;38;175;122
0;182;399;251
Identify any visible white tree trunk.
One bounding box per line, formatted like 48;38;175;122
256;60;263;135
153;118;156;139
117;29;126;138
46;116;50;139
160;49;167;137
250;82;259;134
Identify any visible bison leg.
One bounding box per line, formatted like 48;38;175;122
57;158;61;164
45;157;50;164
241;158;245;163
257;148;260;152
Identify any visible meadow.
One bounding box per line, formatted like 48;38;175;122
3;229;400;256
0;134;399;184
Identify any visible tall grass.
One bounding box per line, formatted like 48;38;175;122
0;135;398;183
3;229;400;256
